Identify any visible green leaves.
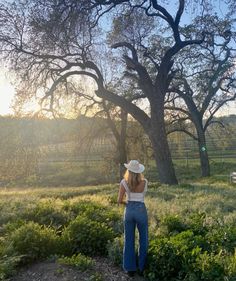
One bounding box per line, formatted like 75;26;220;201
63;215;116;256
8;222;60;262
145;214;236;281
58;253;94;271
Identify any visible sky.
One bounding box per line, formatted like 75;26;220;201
0;0;235;117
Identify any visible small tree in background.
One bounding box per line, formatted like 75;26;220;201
165;16;236;176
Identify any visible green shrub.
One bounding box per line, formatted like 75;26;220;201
146;231;206;281
159;215;187;236
146;237;182;281
0;220;26;235
62;215;115;256
187;212;208;235
64;201;122;235
206;225;236;253
225;252;236;280
188;252;227;281
0;256;22;280
145;226;236;281
63;201;106;216
107;194;117;205
107;236;123;266
7;221;59;263
168;230;206;277
83;206;121;234
23;201;70;231
58;253;94;271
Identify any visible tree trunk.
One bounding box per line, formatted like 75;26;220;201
118;110;128;180
97;88;178;184
149;131;178;185
197;128;210;177
181;98;211;177
148;101;178;185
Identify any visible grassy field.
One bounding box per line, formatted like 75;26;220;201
0;159;236;281
1;179;236;234
9;158;236;187
0;177;236;281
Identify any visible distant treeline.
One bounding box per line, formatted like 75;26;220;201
0;115;109;146
0;114;235;183
0;114;236;154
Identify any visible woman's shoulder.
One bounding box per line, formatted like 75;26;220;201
120;179;129;190
120;178;126;185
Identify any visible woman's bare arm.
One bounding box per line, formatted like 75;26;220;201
117;184;126;205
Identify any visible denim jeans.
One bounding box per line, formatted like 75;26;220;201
123;201;148;272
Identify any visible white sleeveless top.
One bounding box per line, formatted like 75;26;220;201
121;178;148;203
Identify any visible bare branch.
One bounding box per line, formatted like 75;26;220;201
203;92;236;131
165;105;191;117
112;41;138;61
167;128;198;141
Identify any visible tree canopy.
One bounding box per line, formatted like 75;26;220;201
0;0;235;184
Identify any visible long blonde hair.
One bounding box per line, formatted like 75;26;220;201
124;170;144;192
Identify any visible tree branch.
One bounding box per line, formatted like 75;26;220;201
175;0;184;26
43;69;151;131
164;105;190;117
167;128;198;141
112;41;138;61
203;92;236;131
111;41;154;97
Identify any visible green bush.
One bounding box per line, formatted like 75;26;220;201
145;225;236;281
63;201;106;216
7;221;59;263
23;201;70;231
58;253;94;271
0;256;22;280
187;212;208;235
107;194;117;205
62;215;116;256
86;209;122;236
171;232;205;276
107;236;123;266
146;231;207;281
159;215;187;236
0;220;26;235
146;237;182;281
64;201;122;235
191;252;227;281
206;225;236;253
225;253;236;280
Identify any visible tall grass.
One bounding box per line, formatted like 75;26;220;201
1;177;236;232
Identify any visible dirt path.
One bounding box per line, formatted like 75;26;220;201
8;257;145;281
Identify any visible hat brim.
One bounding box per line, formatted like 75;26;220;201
124;163;145;174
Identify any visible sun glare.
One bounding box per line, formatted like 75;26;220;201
0;74;15;116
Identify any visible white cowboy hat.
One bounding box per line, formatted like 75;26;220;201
124;160;145;174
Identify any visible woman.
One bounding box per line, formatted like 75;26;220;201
117;160;148;277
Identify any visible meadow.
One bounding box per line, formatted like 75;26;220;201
0;161;236;280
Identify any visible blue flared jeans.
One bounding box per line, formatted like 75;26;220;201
123;201;148;272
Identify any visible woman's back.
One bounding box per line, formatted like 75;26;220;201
131;180;146;193
121;178;148;202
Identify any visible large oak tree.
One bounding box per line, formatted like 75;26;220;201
0;0;234;184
